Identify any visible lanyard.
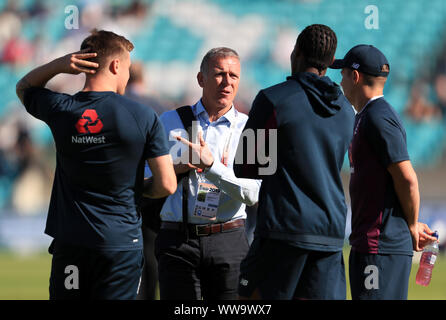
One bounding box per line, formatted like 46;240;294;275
196;116;236;178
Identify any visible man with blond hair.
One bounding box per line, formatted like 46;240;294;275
16;30;176;300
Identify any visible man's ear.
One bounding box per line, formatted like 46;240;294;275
109;59;120;75
353;70;360;84
197;71;204;88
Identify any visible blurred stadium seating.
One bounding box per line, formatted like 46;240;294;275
0;0;445;161
0;0;446;243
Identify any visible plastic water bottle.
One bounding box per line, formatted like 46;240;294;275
416;231;439;286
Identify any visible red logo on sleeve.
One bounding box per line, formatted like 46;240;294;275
75;109;103;134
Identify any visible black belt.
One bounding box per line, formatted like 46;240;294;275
160;219;245;237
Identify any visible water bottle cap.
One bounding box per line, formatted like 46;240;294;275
433;231;439;240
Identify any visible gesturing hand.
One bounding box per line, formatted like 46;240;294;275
57;49;99;75
175;132;214;171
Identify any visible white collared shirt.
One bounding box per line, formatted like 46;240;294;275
149;100;261;224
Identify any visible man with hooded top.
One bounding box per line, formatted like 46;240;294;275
234;24;355;300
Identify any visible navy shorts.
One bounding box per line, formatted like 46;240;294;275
349;250;412;300
49;240;144;300
238;237;346;300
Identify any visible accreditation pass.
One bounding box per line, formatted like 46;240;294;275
193;181;221;220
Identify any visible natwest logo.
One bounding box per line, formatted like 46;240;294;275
75;109;103;134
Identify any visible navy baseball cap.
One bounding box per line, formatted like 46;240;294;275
330;44;390;77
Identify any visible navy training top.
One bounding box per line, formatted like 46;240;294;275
234;72;355;252
349;97;413;256
23;87;169;250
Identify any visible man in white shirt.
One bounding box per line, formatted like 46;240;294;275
155;47;261;300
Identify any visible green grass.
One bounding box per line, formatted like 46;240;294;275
0;250;51;300
408;253;446;300
0;248;445;300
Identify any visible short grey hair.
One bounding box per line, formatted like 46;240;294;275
200;47;240;74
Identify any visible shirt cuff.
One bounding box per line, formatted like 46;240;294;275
204;160;227;183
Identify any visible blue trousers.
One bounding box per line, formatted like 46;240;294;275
238;237;346;300
349;250;412;300
49;240;144;300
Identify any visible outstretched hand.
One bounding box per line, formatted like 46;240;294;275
175;132;214;171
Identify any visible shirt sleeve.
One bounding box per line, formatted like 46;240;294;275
23;87;69;123
144;111;170;159
205;160;261;206
233;90;277;179
364;112;410;167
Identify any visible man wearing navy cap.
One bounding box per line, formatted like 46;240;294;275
331;44;437;299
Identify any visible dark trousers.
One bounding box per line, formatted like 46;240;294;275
49;240;144;300
238;238;346;300
155;226;249;300
245;205;258;245
136;225;158;300
349;250;412;300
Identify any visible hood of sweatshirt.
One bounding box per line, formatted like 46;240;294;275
287;72;346;116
